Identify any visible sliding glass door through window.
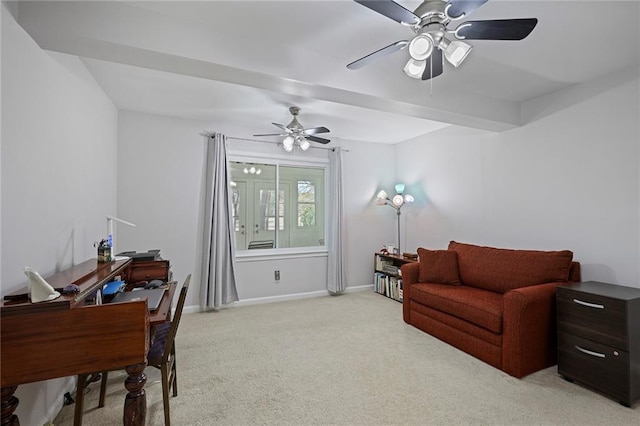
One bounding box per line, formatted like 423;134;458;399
230;161;325;251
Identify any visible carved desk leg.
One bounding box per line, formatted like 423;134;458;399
123;363;147;426
1;386;19;426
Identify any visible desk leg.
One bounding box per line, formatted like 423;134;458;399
1;386;19;426
123;363;147;426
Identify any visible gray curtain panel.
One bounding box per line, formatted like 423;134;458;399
200;133;239;310
327;147;346;294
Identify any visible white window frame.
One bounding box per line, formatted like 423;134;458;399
228;151;329;261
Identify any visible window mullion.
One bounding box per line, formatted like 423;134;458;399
275;164;280;249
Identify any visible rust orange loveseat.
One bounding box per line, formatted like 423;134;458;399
402;241;581;378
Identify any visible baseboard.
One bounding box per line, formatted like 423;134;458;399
235;289;330;307
182;284;373;313
343;284;373;293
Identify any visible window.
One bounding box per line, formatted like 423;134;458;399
230;160;325;251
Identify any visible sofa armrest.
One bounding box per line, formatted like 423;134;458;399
401;263;420;324
502;282;563;378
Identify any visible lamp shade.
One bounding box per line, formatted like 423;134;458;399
404;194;415;203
408;33;434;61
444;39;473;67
392;194;404;207
376;189;388;200
403;58;426;79
282;136;294;152
298;138;310;151
395;183;405;194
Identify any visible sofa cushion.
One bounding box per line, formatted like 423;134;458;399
448;241;573;293
410;283;503;334
417;248;461;285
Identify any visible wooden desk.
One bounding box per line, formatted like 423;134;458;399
0;259;173;426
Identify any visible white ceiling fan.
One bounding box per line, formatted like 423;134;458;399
348;0;538;80
254;106;331;152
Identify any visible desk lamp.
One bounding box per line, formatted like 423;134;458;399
106;215;136;260
375;184;414;254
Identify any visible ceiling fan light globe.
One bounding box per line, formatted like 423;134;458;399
408;34;434;61
403;58;426;79
444;40;473;68
299;138;311;151
282;136;294;152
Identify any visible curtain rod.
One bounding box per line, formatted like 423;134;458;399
220;135;349;152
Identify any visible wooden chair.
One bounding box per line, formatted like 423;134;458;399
74;274;191;426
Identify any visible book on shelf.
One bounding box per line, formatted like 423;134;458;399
382;264;399;275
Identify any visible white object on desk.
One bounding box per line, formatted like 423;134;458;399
24;267;61;303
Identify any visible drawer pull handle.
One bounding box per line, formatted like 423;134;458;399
572;298;604;309
575;345;606;358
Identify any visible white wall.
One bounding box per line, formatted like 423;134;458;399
116;110;398;308
1;3;118;424
341;139;398;283
398;66;640;288
116;111;206;308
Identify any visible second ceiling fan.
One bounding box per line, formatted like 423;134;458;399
347;0;538;80
254;106;331;152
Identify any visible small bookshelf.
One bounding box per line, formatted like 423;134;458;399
373;252;417;303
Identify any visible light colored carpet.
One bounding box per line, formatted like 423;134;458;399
54;291;638;425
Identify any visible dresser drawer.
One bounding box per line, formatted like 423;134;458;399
557;287;627;349
558;331;629;404
126;260;170;283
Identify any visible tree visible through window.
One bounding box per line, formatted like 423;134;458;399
297;180;316;227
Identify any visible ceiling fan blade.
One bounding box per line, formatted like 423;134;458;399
306;135;331;144
446;0;489;19
454;18;538;40
347;40;408;70
253;133;287;137
354;0;420;25
422;49;443;80
303;126;330;135
271;122;289;131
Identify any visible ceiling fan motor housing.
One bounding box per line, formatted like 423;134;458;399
409;1;453;57
287;107;304;132
413;1;450;27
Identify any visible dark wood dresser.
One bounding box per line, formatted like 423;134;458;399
557;281;640;407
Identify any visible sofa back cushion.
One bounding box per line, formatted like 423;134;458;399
448;241;573;293
417;248;461;285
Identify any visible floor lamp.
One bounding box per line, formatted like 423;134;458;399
375;184;414;254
